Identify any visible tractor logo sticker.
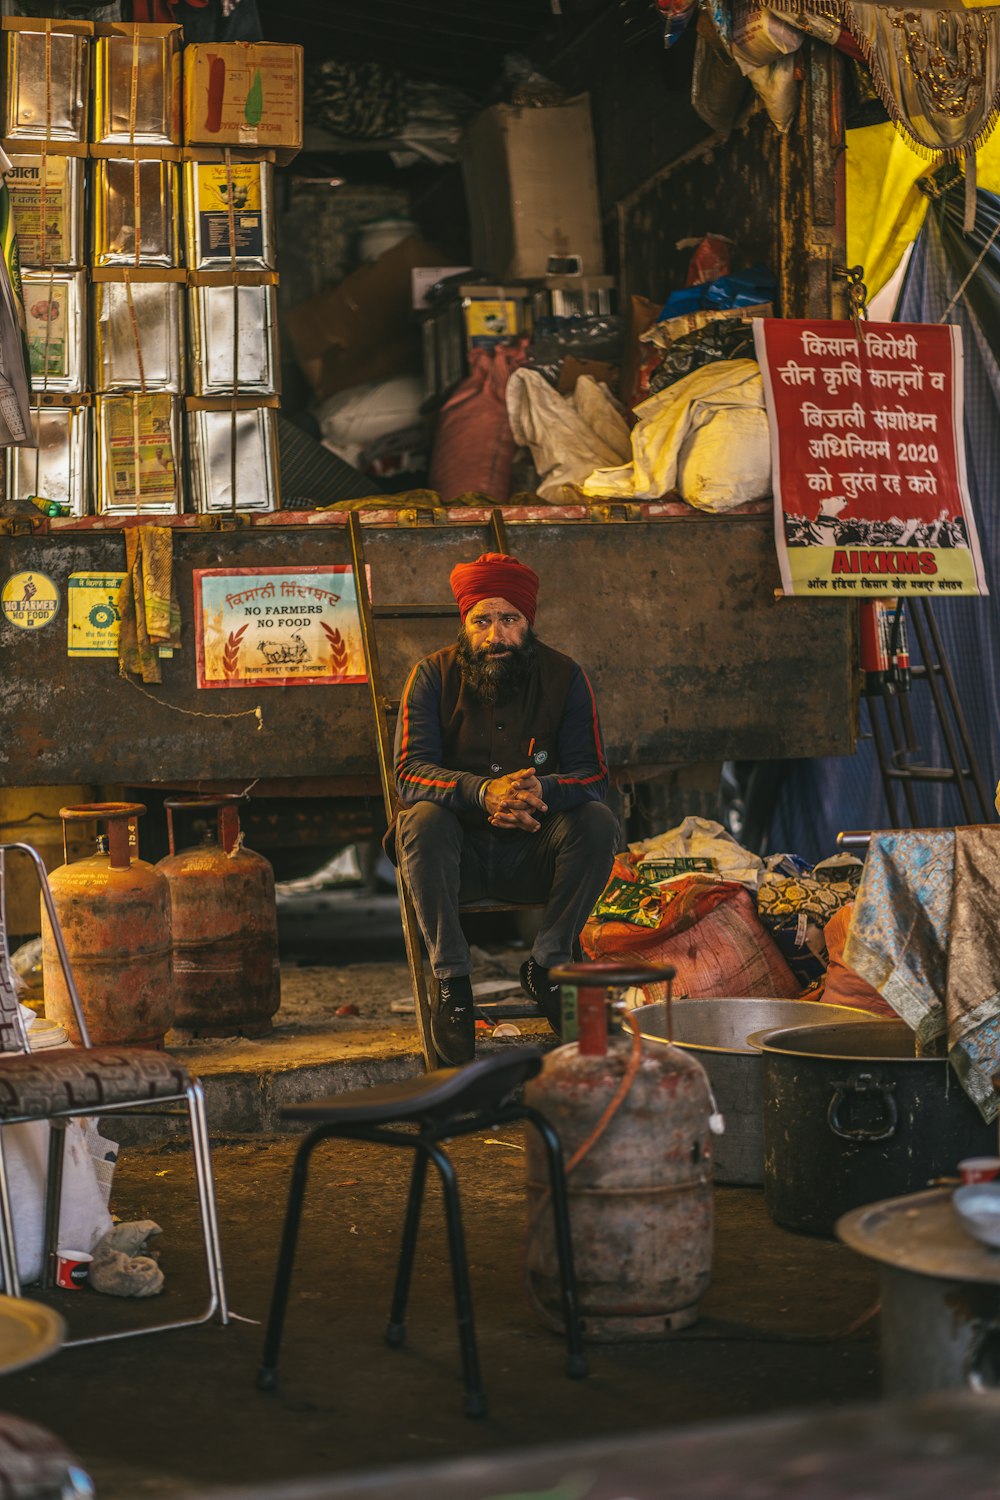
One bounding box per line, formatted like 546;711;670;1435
1;571;59;630
67;572;125;656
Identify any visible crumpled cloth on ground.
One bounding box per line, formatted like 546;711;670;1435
581;359;771;510
89;1220;164;1298
506;369;631;504
116;525;181;685
629;816;764;890
844;827;1000;1123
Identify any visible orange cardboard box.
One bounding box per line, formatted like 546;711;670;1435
184;42;302;152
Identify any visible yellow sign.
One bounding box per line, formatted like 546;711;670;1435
1;571;59;631
67;572;125;657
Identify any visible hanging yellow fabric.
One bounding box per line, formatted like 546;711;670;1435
847;120;1000;298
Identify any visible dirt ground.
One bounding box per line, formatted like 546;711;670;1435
0;1131;880;1500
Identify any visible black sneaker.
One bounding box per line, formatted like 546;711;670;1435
431;975;476;1066
520;958;562;1037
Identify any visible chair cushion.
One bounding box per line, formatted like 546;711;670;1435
0;1048;192;1119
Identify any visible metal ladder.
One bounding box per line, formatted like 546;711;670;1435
863;597;993;827
348;509;543;1071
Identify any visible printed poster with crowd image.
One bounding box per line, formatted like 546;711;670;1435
754;319;989;598
193;565;367;689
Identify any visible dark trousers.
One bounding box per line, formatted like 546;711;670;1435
396;801;619;979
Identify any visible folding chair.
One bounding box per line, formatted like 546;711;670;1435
0;842;227;1345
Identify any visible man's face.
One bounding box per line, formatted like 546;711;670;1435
458;596;535;703
463;596;530;657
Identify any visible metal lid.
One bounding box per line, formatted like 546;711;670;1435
837;1188;1000;1284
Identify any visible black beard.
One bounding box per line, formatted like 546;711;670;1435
456;626;537;705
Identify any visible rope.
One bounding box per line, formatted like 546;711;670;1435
938;217;1000;324
225;149;239;514
117;662;264;729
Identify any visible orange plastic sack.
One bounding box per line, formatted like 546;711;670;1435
429;342;528;503
583;874;800;1002
821;903;897;1017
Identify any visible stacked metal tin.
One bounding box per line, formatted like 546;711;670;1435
2;16;92;515
2;18;291;516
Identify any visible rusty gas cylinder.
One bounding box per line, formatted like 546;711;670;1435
156;796;279;1037
41;803;174;1047
525;961;714;1340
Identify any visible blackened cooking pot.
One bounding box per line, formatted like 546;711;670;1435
759;1019;998;1236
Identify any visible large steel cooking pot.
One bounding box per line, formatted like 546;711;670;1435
632;998;876;1186
759;1019;999;1236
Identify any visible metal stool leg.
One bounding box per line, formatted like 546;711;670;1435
0;1130;20;1299
187;1081;229;1325
423;1140;486;1418
386;1148;428;1348
41;1121;67;1291
524;1107;587;1378
257;1128;325;1392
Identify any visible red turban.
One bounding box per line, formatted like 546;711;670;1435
449;553;539;625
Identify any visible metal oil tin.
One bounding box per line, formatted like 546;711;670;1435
22;268;86;392
92;157;180;268
6;154;84;267
183;159;275;271
188;405;279;513
6;403;90;516
95;391;182;514
92;277;184;393
92;26;181;147
1;25;90;144
188;281;278;396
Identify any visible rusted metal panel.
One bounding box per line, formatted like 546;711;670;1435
0;513;855;786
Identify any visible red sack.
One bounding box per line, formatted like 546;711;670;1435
820;904;897;1017
583;875;800;1002
429;342;527;503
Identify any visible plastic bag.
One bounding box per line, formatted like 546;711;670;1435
506;368;631;503
582;359;771;510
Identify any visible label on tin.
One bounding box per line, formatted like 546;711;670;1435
1;571;59;630
195;162;263;261
7;157;78;265
67;572;125;657
24;281;70;380
103;393;178;511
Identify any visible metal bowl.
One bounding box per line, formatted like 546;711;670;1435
953;1183;1000;1250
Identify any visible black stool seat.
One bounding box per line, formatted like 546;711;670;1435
279;1051;544;1127
257;1048;586;1418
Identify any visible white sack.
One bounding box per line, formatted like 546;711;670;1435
0;1118;113;1288
506;369;631;503
630;815;764;890
677;399;772;512
582;358;771;508
316;376;424;467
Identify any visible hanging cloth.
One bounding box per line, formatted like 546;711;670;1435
770;1;1000;158
116;525;181;685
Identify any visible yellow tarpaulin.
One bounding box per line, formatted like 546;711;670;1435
848;121;1000;297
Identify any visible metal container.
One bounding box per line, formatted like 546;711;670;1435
839;1188;1000;1397
5;154;84;267
760;1020;999;1237
6;404;90;516
91;157;180;268
633;998;878;1185
526;963;713;1339
21;269;85;393
95;392;182;515
1;23;90;144
183;158;275;271
187;404;279;513
187;281;278;395
530;275;616;320
92;276;184;393
156;796;280;1037
40;802;174;1047
92;25;181;147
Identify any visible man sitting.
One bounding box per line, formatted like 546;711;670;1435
390;551;618;1064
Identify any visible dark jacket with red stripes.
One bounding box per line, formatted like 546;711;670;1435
393;640;609;821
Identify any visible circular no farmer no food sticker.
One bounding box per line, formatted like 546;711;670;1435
2;571;59;630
